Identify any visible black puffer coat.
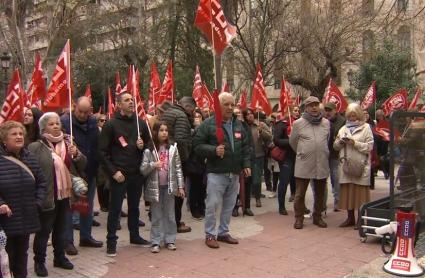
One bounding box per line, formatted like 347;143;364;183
0;146;46;236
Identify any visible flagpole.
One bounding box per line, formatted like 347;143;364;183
66;39;73;146
210;0;218;90
145;119;159;160
132;65;141;139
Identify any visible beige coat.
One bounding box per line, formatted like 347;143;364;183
289;117;330;179
333;123;374;186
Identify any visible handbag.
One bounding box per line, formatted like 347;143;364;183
71;196;89;216
340;146;368;178
71;175;88;197
270;146;286;163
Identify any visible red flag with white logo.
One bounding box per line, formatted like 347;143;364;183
279;78;292;117
84;84;92;102
250;65;272;115
43;40;71;111
0;69;26;124
382;89;408;116
157;61;174;105
237;89;247;110
134;68;146;120
201;83;214;110
193;65;203;106
148;63;161;114
27;52;46;109
323;79;348;113
194;0;237;55
408;87;421;110
192;66;213;110
360;81;376;110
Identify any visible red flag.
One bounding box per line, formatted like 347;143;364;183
0;69;26;124
43;40;71;111
408;87;421;110
148;63;161;114
294;95;301;107
107;88;115;119
382;89;408;116
194;0;237;55
373;126;390;142
158;61;174;104
134;68;146;120
84;84;92;101
212;89;224;144
222;83;229;93
360;81;376;110
27;53;46;108
192;66;214;110
201;83;214;110
250;65;272;115
279;79;291;117
193;65;203;105
322;79;348;113
115;72;122;95
237;89;247;110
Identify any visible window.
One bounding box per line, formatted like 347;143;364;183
274;77;281;90
362;30;375;61
398;25;411;52
397;0;408;12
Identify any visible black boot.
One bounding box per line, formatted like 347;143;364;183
34;262;48;277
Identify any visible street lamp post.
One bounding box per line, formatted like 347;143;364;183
0;52;11;104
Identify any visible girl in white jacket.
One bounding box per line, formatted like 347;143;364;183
141;122;185;253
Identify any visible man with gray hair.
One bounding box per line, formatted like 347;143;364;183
289;96;330;229
161;96;196;233
193;92;251;248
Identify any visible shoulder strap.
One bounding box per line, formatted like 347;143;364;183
2;155;35;181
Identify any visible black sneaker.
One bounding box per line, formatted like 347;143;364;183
53;257;73;270
34;262;48;277
130;236;150;247
106;243;117;257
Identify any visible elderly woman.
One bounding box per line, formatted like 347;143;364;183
0;121;46;278
334;103;374;228
28;112;86;277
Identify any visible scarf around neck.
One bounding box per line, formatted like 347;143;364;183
346;121;362;134
302;112;323;125
42;132;72;200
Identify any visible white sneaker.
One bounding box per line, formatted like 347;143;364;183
267;193;276;198
166;243;177;251
150;245;160;253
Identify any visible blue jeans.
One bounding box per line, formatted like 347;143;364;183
107;174;143;244
64;177;96;244
204;173;239;237
329;158;340;204
278;159;294;211
150;186;176;246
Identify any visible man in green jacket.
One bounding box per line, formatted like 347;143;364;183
193;92;251;249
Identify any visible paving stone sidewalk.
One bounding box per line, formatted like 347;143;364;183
25;174;424;277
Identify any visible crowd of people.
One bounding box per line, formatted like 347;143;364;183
0;90;408;277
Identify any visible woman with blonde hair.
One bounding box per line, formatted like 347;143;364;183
334;103;374;228
0;121;46;277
